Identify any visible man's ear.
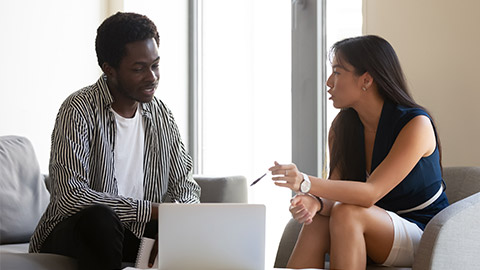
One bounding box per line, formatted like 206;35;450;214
102;62;116;78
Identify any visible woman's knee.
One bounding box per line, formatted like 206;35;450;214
330;203;364;229
298;214;329;238
289;215;331;267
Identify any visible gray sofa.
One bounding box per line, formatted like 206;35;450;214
0;135;248;270
274;166;480;270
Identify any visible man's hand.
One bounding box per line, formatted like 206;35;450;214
148;234;158;268
151;203;160;220
148;203;160;267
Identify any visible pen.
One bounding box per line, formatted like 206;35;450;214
250;172;267;186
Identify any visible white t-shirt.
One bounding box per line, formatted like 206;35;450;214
112;105;145;200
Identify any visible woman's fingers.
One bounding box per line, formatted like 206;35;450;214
268;161;297;175
291;194;302;205
292;207;312;223
274;181;293;189
269;161;303;191
289;195;318;224
289;202;312;223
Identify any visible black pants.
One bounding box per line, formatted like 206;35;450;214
40;204;157;270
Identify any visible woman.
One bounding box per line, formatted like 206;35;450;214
269;35;449;269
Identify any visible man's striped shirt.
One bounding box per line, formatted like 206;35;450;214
29;75;200;253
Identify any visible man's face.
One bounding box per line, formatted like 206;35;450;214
108;38;160;105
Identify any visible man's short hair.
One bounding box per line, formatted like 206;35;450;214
95;12;160;68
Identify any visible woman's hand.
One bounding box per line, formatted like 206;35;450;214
269;161;303;192
289;194;321;225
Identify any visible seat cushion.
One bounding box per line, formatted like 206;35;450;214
0;253;78;270
0;243;29;253
0;136;50;244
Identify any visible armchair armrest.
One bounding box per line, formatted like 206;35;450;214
274;218;302;268
413;192;480;270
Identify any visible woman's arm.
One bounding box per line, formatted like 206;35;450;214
317;171;340;217
287;168;339;224
274;115;436;207
286;127;340;223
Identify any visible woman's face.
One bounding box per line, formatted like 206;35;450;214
326;55;364;109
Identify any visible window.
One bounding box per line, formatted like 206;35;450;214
198;0;292;266
325;0;363;139
124;0;292;266
124;0;362;266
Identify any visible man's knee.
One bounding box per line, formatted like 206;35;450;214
72;205;124;269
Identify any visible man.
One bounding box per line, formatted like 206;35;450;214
29;12;200;270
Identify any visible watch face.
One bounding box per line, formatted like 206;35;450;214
301;179;311;193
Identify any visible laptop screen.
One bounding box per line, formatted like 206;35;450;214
157;203;266;270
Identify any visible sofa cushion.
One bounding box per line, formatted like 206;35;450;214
0;243;29;253
0;253;78;270
0;136;50;244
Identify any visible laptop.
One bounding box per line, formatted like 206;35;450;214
157;203;266;270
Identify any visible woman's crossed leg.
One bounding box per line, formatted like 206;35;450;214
287;202;394;270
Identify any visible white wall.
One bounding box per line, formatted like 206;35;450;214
0;1;193;173
364;0;480;166
0;1;108;173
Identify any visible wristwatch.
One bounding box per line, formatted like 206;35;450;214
300;173;311;193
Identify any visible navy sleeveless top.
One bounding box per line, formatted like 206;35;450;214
368;101;449;230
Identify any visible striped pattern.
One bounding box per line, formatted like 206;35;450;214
29;75;200;253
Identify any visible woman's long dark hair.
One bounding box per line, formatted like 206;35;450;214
328;35;442;180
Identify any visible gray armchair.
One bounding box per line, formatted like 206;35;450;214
274;166;480;270
0;135;248;270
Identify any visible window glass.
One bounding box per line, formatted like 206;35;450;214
201;0;292;265
326;0;363;139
